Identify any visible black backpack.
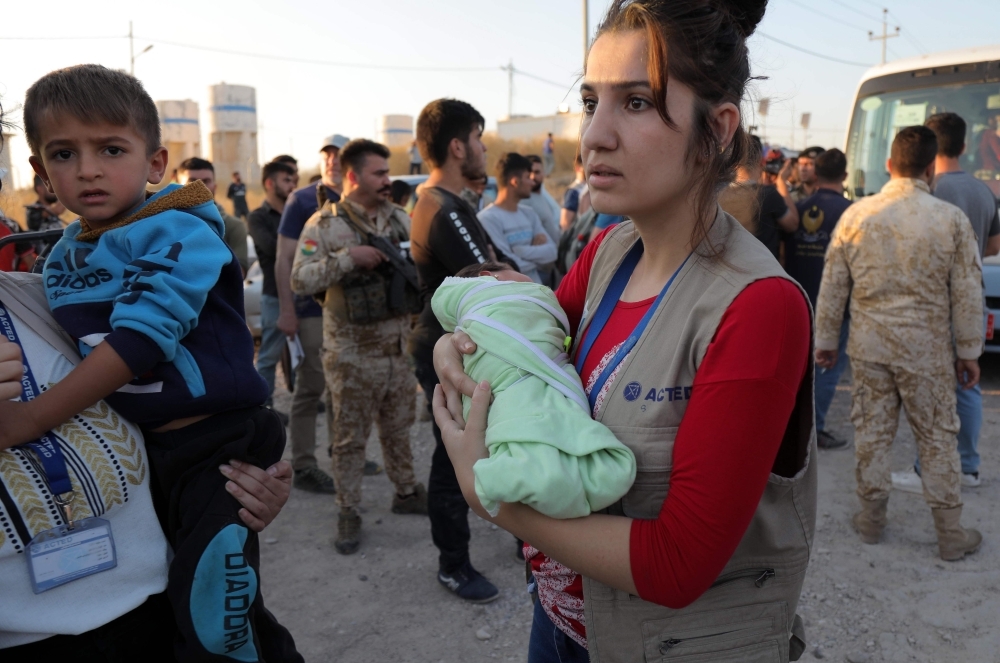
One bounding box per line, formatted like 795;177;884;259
555;206;599;279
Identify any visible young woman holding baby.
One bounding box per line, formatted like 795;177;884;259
432;1;816;662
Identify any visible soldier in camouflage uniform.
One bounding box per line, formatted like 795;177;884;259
291;139;427;554
815;126;983;561
783;145;825;204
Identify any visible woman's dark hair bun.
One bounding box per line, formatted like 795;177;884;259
717;0;767;37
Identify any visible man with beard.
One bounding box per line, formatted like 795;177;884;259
784;145;825;203
248;160;298;423
291;139;428;554
522;154;561;243
408;98;508;603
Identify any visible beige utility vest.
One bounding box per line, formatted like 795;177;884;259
579;209;817;663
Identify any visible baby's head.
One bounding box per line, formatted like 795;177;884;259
455;261;532;283
24;64;168;227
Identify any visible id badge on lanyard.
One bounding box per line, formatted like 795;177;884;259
573;241;690;411
0;303;117;593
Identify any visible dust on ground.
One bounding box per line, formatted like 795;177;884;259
260;358;999;663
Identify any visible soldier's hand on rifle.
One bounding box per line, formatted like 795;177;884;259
0;336;23;401
349;245;388;270
956;358;980;390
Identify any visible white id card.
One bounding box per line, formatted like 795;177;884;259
27;517;117;594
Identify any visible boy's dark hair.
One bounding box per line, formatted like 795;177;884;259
272;154;298;167
261;160;296;186
891;126;938;177
925;112;966;159
815;148;847;182
455;260;515;278
389;179;412;205
416;99;486;169
339;139;391;175
178;157;214;173
23;64;160;156
495;152;532;183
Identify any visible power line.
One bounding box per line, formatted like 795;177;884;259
886;10;929;54
757;32;871;67
827;0;882;22
785;0;869;32
138;36;497;72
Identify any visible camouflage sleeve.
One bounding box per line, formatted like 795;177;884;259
222;212;249;273
950;211;984;360
814;216;852;351
290;213;356;295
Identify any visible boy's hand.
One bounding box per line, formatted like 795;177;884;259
0;336;24;401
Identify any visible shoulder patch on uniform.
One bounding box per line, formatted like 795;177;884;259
301;239;318;256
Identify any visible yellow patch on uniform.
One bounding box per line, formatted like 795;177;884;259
301;239;318;256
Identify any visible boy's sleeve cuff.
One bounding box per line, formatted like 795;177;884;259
104;328;165;376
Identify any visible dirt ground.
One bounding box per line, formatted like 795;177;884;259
260;356;999;663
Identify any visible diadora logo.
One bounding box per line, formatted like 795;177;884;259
622;381;643;401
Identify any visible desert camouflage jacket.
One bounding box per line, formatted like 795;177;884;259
815;178;983;372
291;198;412;354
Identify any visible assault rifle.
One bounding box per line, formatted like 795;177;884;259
367;233;422;315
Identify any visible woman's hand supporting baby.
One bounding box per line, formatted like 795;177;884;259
0;336;23;401
433;331;479;425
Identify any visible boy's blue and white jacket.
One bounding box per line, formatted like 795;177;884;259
43;181;267;426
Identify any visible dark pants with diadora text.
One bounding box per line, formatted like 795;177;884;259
144;406;303;663
413;354;472;573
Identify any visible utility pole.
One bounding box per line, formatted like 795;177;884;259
501;60;514;119
868;8;899;65
129;21;153;75
583;0;590;68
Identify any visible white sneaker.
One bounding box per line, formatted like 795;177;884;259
891;469;924;495
962;472;981;488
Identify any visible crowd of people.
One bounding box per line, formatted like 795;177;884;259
0;0;993;661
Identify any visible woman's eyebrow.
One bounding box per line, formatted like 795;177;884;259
580;80;652;93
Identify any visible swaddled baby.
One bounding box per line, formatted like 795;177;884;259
432;262;636;518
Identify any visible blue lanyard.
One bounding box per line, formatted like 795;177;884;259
574;240;690;411
0;302;73;496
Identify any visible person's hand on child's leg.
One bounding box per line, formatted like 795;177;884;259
220;459;293;531
0;336;23;401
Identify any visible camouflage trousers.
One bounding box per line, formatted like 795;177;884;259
850;360;962;509
323;350;417;510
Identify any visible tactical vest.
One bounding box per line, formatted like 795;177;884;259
579;209;817;663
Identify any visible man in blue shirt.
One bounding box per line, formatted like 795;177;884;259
274;134;349;493
786;148;852;449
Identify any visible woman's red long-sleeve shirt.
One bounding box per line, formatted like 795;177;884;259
531;227;810;643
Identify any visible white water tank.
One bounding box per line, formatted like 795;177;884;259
207;84;259;185
378;114;414;148
156;100;201;173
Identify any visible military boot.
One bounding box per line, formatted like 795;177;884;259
335;508;362;555
391;483;428;515
931;506;982;561
852;497;888;544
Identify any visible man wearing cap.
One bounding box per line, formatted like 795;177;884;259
784;145;826;204
274;134;350;494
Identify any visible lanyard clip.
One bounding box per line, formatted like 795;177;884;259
53;492;76;530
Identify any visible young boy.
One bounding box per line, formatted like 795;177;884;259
0;65;301;661
433;261;635;519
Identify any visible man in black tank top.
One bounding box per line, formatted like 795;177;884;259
408;99;510;604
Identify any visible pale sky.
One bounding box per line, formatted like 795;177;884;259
1;0;996;189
